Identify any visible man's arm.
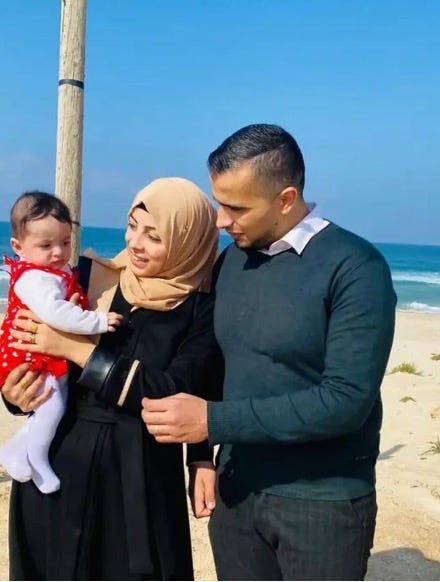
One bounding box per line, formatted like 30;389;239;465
208;256;396;445
143;256;396;445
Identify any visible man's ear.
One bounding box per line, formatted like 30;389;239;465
279;187;298;215
10;237;23;257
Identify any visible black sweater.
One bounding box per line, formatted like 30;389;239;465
208;223;396;501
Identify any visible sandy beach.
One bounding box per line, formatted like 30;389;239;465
1;311;439;580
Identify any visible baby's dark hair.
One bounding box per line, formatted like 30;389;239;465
10;191;72;239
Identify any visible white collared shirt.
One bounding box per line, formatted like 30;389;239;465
259;203;329;256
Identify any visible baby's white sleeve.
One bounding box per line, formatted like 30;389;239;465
14;270;108;334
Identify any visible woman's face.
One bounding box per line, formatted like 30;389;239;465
125;206;168;277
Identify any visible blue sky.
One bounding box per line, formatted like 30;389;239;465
1;1;439;245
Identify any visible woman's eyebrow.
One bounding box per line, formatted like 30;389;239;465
129;215;157;231
140;224;157;232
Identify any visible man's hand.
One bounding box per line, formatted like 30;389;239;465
1;363;49;413
188;461;216;518
141;393;209;443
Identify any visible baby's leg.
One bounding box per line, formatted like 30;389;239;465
27;374;68;494
0;416;33;483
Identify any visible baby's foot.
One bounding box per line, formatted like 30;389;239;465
30;464;60;494
0;442;32;482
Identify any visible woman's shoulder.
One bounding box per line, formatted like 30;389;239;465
173;290;215;322
131;291;214;322
191;290;215;310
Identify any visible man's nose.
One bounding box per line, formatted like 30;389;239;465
216;206;232;229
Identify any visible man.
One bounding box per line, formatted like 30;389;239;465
142;123;396;580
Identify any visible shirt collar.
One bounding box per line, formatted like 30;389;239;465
259;203;330;256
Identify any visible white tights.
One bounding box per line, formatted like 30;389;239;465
0;373;68;494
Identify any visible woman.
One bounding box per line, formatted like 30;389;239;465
1;177;223;580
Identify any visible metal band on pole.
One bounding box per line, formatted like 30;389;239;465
58;78;85;89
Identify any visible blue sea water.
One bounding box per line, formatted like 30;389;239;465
1;221;439;313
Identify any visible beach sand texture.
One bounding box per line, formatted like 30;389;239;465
0;311;439;580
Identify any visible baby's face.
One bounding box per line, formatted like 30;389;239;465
11;216;72;270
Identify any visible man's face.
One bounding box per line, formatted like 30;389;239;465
211;164;282;250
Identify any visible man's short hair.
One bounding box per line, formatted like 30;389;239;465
207;123;306;196
10;191;72;238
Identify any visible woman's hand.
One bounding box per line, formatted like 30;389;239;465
188;461;217;518
1;363;49;413
9;309;96;368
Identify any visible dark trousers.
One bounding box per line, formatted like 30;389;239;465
209;490;377;581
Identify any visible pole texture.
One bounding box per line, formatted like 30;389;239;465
55;0;87;266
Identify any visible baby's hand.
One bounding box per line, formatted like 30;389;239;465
107;312;123;332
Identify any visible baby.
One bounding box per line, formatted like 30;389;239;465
0;191;122;493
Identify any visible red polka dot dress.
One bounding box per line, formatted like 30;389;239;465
0;256;89;386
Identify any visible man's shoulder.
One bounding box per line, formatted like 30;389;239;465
315;223;387;265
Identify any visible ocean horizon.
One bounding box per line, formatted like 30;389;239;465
1;221;439;314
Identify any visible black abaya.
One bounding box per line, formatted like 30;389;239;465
8;285;222;580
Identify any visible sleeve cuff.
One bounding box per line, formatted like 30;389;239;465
77;346;116;392
208;399;268;446
186;441;214;465
77;346;138;410
1;395;27;416
207;400;237;445
97;312;109;333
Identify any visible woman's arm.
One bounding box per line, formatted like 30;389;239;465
1;363;49;414
10;300;222;466
188;460;216;519
77;294;224;414
10;310;96;368
10;297;223;417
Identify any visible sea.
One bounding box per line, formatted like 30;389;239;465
1;221;440;314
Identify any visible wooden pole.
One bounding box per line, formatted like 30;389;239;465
55;0;87;266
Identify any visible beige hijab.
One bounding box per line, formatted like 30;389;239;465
85;177;218;312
